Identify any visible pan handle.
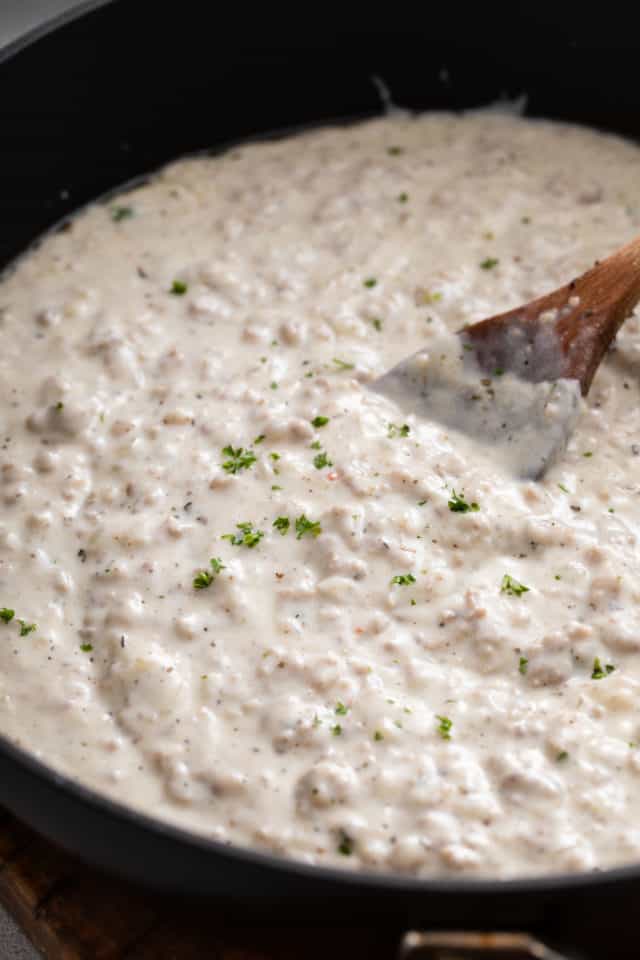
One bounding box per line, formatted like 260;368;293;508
398;932;576;960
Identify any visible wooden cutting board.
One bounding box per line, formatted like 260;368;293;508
0;808;398;959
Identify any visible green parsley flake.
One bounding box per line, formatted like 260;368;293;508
18;620;36;637
331;724;342;736
337;832;353;855
387;146;403;155
193;558;225;590
448;489;479;513
388;423;410;439
583;451;593;458
519;656;529;675
373;730;384;741
254;434;266;444
556;751;569;763
558;483;569;494
311;416;329;428
370;317;383;331
332;358;355;371
480;257;499;270
0;608;14;624
363;278;377;288
391;573;416;586
80;643;93;653
416;289;442;305
221;445;257;474
591;657;616;680
335;702;348;716
313;451;333;470
270;381;278;390
397;192;409;203
111;205;133;222
501;574;530;597
222;522;264;549
170;279;188;295
295;514;322;540
55;401;64;411
310;441;322;450
436;715;452;740
273;516;290;535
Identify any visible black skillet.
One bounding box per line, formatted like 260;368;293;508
1;4;640;957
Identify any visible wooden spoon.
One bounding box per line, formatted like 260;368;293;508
463;234;640;395
374;235;640;478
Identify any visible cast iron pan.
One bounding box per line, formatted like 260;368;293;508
1;3;640;955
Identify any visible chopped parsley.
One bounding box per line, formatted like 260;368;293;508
391;573;416;586
295;514;322;540
193;557;225;590
332;358;355;371
447;489;479;513
387;145;403;155
591;657;616;680
170;279;188;295
416;288;442;305
270;381;278;390
501;574;530;597
373;730;384;741
273;516;290;535
337;832;353;855
331;724;342;736
388;422;410;439
335;702;348;716
583;451;593;458
436;715;452;740
0;608;14;624
80;643;93;653
556;751;569;763
363;277;377;288
521;215;531;224
254;434;266;444
55;401;64;411
111;205;133;222
313;451;333;470
370;317;383;331
221;445;257;474
480;257;499;270
311;416;329;428
397;192;409;203
519;656;529;675
17;620;36;637
222;522;264;549
558;483;569;494
310;441;322;450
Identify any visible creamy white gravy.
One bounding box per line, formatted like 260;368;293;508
2;112;640;879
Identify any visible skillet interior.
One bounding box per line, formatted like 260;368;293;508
2;2;640;949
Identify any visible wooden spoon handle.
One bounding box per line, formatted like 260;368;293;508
555;234;640;393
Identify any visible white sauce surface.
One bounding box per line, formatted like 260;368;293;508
2;112;640;878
